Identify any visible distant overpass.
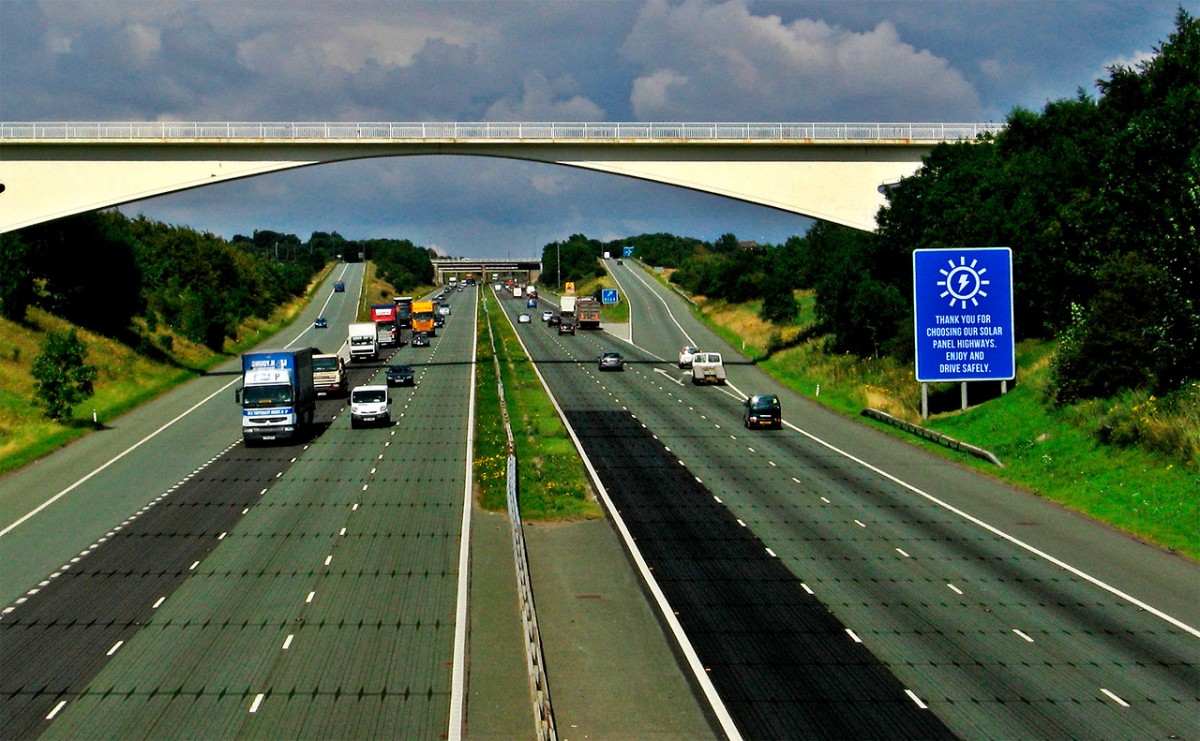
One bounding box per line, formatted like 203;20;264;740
0;121;1003;234
432;258;541;285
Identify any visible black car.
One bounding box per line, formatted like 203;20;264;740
558;320;575;334
333;281;345;293
743;394;782;429
313;316;328;328
411;332;430;347
385;364;415;387
548;314;561;327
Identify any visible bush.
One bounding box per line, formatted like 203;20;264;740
31;328;97;422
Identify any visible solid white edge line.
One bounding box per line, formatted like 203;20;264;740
501;293;743;741
774;416;1200;639
0;378;240;539
446;285;478;741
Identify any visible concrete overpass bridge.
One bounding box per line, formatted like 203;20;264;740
0;121;1002;234
432;258;542;285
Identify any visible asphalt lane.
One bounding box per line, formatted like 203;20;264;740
509;268;1199;739
0;271;480;739
38;288;477;738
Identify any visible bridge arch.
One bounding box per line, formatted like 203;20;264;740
0;122;1001;234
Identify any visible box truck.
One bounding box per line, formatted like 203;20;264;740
348;322;379;361
236;348;316;444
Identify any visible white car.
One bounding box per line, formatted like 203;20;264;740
518;313;532;324
541;310;554;322
678;345;699;368
350;385;391;428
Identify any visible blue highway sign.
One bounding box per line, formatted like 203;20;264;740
913;247;1014;382
601;288;619;304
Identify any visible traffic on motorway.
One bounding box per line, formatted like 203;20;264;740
2;261;1195;741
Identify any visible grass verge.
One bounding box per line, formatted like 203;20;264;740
475;293;602;521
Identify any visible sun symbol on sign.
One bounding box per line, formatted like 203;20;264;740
937;257;989;309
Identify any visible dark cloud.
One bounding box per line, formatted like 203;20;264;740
2;0;1182;255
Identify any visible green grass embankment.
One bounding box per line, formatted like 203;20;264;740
0;265;333;476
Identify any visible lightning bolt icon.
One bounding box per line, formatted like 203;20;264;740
957;273;969;292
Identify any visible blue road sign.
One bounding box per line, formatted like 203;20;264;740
601;288;619;304
913;247;1014;382
622;246;634;257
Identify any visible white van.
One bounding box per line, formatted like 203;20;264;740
350;385;391;428
690;352;727;385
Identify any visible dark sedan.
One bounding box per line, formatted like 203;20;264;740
385;364;415;387
411;332;430;347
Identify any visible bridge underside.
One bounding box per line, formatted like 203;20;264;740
432;259;541;285
0;140;933;234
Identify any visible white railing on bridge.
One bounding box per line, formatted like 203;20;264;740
1;121;1003;143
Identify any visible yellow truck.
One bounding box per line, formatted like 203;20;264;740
412;300;436;336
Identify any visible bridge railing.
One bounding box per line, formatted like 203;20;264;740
1;121;1003;143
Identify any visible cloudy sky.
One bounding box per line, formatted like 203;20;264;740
1;0;1185;257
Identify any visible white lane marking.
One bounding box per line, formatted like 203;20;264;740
905;689;928;709
106;640;123;656
1100;688;1130;707
766;548;777;558
249;693;265;713
305;591;315;603
282;634;294;650
189;561;199;570
771;416;1200;638
46;700;68;720
854;519;866;528
896;548;911;558
736;519;747;527
801;583;814;595
846;629;863;643
0;374;230;538
152;597;165;609
1013;629;1035;643
324;555;333;567
947;583;963;595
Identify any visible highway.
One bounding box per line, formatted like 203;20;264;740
494;261;1199;740
0;265;476;739
2;258;1196;739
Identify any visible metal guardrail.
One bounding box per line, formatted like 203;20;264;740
862;407;1003;467
484;298;557;741
0;121;1004;143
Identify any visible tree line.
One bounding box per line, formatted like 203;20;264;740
2;213;435;353
541;9;1198;405
1;213;435;421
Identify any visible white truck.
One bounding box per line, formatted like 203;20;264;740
691;352;727;385
348;322;378;362
559;295;577;317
